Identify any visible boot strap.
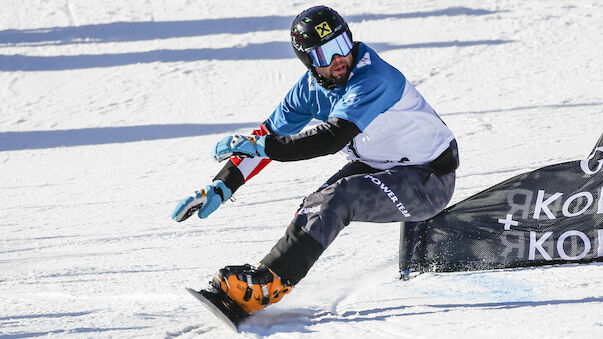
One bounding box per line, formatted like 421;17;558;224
261;284;270;305
243;274;253;301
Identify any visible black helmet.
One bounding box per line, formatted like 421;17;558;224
291;6;353;70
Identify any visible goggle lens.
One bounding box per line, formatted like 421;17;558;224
309;32;353;67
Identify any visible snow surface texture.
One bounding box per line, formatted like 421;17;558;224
1;0;602;338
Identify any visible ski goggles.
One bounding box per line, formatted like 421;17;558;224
308;31;353;67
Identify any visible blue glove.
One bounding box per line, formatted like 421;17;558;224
213;135;268;162
172;180;232;222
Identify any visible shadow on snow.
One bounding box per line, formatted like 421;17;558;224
242;296;603;335
0;7;511;71
0;7;505;47
0;123;259;151
5;327;150;339
0;40;512;71
0;311;95;321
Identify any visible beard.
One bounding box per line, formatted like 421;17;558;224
330;64;351;87
312;57;353;89
333;72;350;87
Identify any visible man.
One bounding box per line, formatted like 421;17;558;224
172;6;458;315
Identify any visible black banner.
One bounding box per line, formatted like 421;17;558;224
400;133;603;277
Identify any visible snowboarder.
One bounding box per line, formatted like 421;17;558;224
173;5;459;322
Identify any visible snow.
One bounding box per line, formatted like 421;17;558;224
1;0;602;338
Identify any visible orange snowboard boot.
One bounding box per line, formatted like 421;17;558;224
211;264;293;313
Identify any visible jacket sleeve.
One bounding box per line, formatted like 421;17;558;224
213;123;272;194
264;117;361;161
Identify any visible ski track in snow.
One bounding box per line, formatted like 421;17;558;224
1;0;602;338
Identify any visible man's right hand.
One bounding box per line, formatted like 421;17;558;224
172;180;232;222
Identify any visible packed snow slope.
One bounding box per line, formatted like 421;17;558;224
1;0;602;338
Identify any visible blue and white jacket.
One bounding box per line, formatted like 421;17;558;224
214;42;456;193
264;42;455;170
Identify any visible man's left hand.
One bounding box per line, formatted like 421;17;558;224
213;135;268;161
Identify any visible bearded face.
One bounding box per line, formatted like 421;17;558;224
314;53;353;87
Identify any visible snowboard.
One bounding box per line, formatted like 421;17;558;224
185;287;250;332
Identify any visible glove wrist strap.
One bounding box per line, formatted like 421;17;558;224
212;180;232;202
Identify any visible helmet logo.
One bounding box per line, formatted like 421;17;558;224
314;21;332;38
